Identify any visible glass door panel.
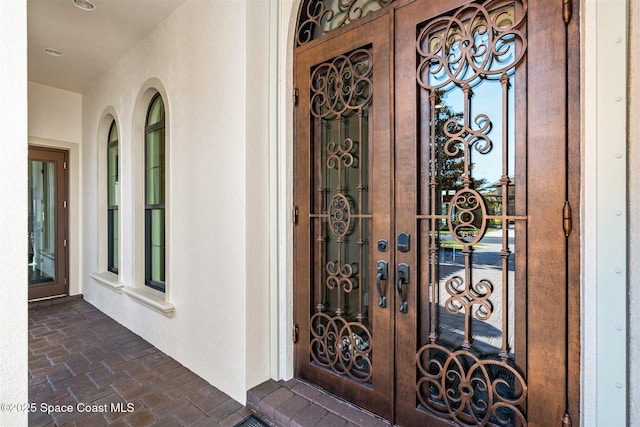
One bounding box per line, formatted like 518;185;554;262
29;160;56;284
28;147;68;300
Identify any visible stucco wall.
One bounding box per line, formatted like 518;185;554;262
82;0;270;404
28;82;82;143
245;0;272;391
0;1;28;425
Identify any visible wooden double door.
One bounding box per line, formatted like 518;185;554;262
294;0;579;425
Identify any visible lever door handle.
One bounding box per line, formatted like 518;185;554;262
397;263;409;313
376;260;388;308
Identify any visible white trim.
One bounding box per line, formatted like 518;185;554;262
581;0;629;425
123;287;175;316
628;1;640;424
594;1;628;424
269;0;280;380
89;271;124;292
277;0;297;381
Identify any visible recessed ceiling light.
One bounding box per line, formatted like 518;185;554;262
43;48;63;57
73;0;96;11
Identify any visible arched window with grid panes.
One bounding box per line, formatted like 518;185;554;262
107;119;119;274
144;93;166;292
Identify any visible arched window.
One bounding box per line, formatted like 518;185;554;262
295;0;396;46
107;119;119;274
144;93;165;292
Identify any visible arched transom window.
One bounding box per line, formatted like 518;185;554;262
296;0;396;46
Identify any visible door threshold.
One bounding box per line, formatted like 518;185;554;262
247;379;392;427
28;294;82;308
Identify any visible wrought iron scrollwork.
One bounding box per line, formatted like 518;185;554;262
448;188;488;245
310;48;373;119
328;193;354;237
416;1;528;424
309;45;373;385
297;0;396;46
416;344;527;426
445;276;494;323
326;259;358;292
311;312;372;382
417;0;527;90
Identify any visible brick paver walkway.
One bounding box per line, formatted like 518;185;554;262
28;296;392;427
28;297;253;426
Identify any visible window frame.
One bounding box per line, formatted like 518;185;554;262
107;119;119;274
144;93;166;292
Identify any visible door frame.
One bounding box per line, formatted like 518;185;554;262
289;0;582;425
28;145;69;301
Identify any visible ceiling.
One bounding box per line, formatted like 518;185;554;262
28;0;186;94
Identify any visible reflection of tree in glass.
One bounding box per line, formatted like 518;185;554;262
431;89;487;194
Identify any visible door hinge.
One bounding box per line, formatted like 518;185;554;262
563;201;572;237
292;206;299;225
63;238;67;247
63;161;67;170
562;412;572;427
63;200;67;208
563;0;572;24
293;87;299;107
292;324;299;344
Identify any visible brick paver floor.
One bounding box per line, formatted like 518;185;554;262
28;296;391;427
28;297;253;427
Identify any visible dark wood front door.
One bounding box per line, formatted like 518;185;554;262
28;147;69;301
294;1;578;425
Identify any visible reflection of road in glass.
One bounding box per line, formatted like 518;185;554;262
436;227;515;357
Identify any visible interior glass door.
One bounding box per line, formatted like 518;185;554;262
28;147;68;300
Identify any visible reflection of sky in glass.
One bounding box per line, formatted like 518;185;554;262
427;20;518;186
422;13;521;354
439;78;515;185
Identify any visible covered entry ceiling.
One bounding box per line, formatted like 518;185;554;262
28;0;185;93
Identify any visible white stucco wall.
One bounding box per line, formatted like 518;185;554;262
245;0;272;391
28;82;83;297
82;0;270;404
0;1;28;425
28;82;82;144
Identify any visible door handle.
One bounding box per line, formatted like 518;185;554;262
376;260;388;308
397;263;409;313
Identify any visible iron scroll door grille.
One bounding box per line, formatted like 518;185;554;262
309;47;373;383
395;1;536;426
293;15;393;420
296;0;397;46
